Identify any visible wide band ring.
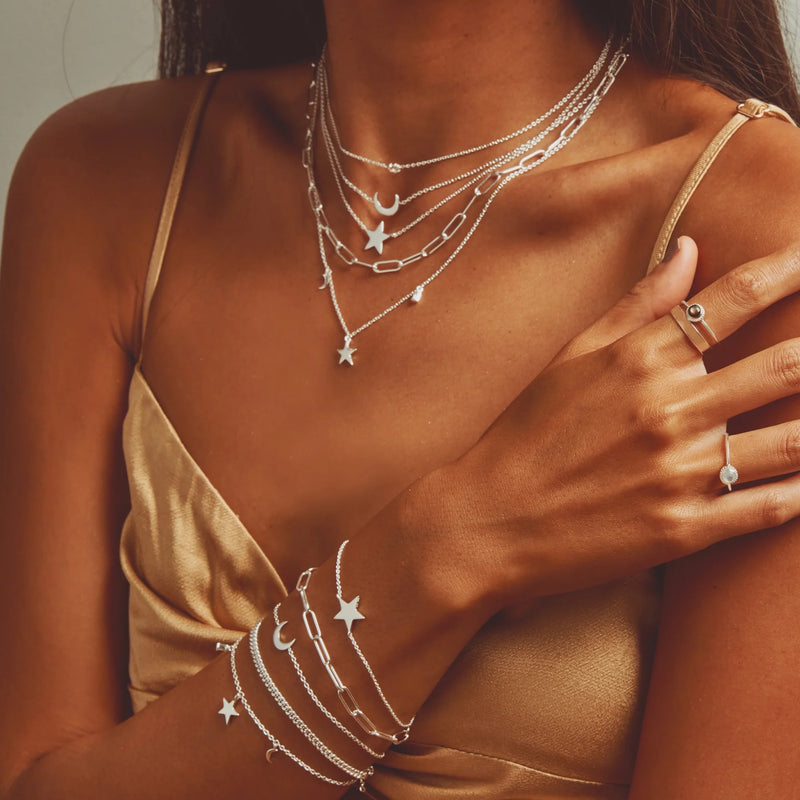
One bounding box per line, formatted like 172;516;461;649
719;432;739;491
670;301;718;354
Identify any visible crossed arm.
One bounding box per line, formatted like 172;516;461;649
2;98;800;800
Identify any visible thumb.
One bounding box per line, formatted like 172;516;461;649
556;236;698;363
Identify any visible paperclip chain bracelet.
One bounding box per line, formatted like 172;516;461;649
296;568;409;744
224;638;355;788
335;540;415;730
272;603;383;759
249;621;372;781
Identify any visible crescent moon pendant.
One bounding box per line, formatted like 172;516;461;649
272;621;296;651
266;748;279;763
373;192;400;216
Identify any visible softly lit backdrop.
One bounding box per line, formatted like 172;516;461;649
1;0;800;234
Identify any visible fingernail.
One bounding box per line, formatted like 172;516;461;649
663;237;680;261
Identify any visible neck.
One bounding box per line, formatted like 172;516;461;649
321;0;608;164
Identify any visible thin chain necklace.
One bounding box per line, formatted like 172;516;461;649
324;39;616;175
307;44;630;365
318;77;598;259
319;38;612;217
306;41;615;274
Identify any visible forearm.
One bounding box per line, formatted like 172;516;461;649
6;473;494;800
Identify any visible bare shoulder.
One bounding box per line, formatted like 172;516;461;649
627;81;800;800
4;75;201;355
4;61;310;355
664;82;800;283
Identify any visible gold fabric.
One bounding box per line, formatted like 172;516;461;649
121;365;660;797
120;79;792;797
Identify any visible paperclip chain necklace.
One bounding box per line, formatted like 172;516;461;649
318;80;597;255
319;37;612;217
308;44;629;366
305;41;624;276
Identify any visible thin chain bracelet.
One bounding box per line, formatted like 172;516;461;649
272;603;384;759
297;568;410;744
334;540;415;730
249;621;373;781
221;638;359;788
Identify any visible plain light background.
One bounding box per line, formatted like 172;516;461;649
2;1;800;235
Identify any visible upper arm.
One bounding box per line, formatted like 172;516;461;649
630;117;800;798
0;81;188;793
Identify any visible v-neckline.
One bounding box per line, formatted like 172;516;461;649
128;363;289;598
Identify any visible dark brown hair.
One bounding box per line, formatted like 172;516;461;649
158;0;800;119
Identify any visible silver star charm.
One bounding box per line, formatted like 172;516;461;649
337;338;357;366
334;595;365;634
218;695;240;725
318;268;331;290
364;221;390;254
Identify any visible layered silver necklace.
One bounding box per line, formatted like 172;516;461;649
305;39;629;366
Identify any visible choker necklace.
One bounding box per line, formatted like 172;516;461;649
305;41;630;366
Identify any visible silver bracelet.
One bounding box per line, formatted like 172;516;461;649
249;621;373;782
334;539;415;731
297;568;409;744
216;638;354;788
272;603;383;759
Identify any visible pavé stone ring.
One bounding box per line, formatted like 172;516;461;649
670;300;719;354
719;432;740;492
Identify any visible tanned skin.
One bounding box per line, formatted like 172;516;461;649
2;2;800;798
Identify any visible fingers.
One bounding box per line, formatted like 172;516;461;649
556;237;697;362
695;337;800;421
698;471;800;547
681;241;800;347
725;422;800;486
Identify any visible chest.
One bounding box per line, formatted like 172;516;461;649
138;155;664;582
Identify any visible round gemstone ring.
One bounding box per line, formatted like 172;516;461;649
720;432;739;491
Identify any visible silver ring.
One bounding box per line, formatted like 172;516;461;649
670;303;710;353
719;432;739;491
682;301;718;345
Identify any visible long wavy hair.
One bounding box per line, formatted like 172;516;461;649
158;0;800;119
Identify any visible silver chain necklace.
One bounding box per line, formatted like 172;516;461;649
318;38;612;221
323;38;616;175
318;76;598;259
305;42;618;274
307;44;629;365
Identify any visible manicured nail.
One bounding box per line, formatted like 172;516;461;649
663;237;680;261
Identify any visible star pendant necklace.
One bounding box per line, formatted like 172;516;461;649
308;41;630;366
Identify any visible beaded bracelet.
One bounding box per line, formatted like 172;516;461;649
217;639;359;788
249;620;371;782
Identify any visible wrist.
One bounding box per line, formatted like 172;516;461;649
375;463;505;622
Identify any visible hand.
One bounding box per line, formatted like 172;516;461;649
434;238;800;606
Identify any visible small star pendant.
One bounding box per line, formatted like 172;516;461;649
364;221;390;254
334;595;365;634
338;338;357;366
218;695;240;725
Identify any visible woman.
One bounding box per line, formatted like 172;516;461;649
2;0;800;797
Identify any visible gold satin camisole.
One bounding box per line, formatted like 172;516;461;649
119;74;794;799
